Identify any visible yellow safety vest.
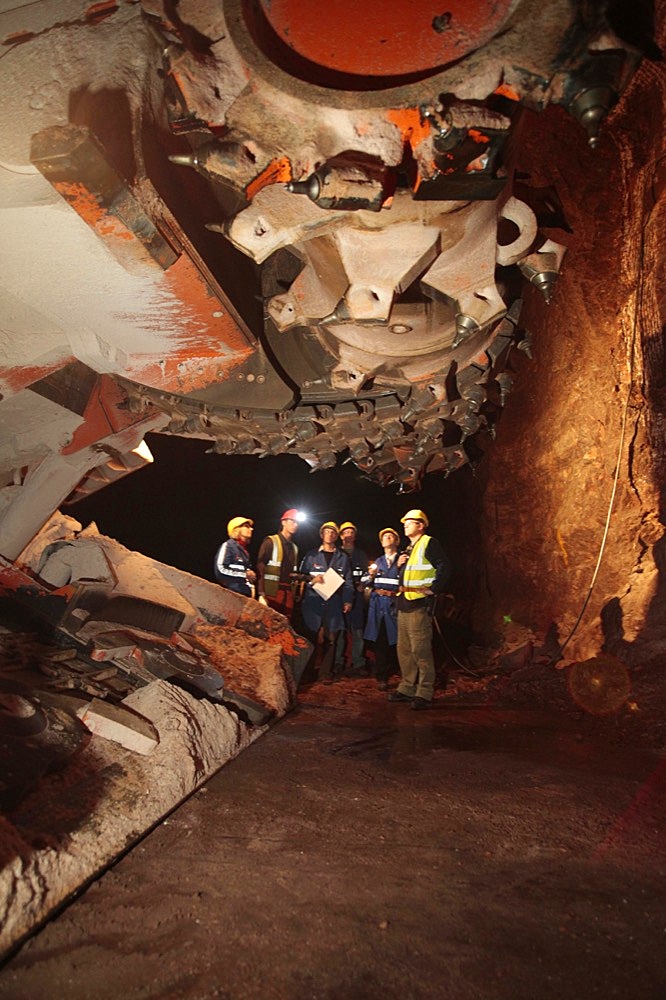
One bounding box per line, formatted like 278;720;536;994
402;534;436;600
264;534;298;597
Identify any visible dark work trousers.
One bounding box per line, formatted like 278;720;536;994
335;627;365;672
371;619;398;684
321;628;341;680
302;625;341;682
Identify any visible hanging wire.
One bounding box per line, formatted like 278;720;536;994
431;597;481;677
555;201;646;660
434;617;481;677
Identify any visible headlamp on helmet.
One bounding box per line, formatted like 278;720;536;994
281;508;306;523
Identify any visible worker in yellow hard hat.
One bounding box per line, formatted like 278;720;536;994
335;520;370;676
256;508;304;617
387;509;450;710
214;516;256;597
298;520;353;684
400;508;429;528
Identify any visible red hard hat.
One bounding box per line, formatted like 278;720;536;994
281;508;299;520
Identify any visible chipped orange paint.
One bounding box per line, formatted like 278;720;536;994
0;560;77;603
0;562;44;592
54;182;134;241
62;375;148;455
468;129;490;145
53;181;106;227
124;252;254;394
50;178;256;396
493;83;520;101
50;583;78;603
163;254;252;357
132;355;251;396
386;109;436;190
0;359;75;396
96;216;135;241
386;108;431;150
465;154;489;173
53;179;160;299
245;157;292;201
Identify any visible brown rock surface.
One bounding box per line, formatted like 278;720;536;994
473;12;666;675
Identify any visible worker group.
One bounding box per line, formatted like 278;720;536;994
214;510;449;710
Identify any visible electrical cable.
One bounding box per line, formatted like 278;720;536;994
432;613;481;677
431;596;481;677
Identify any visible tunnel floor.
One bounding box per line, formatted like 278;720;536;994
1;677;665;1000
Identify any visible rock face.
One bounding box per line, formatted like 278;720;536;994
473;23;666;668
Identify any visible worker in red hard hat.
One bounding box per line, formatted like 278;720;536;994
214;516;256;597
256;507;304;618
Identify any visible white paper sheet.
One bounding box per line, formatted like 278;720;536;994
312;566;344;600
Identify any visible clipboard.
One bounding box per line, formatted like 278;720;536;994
312;566;344;600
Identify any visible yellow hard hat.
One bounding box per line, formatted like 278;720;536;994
319;520;339;536
227;515;254;536
378;527;400;544
400;508;429;528
339;521;357;532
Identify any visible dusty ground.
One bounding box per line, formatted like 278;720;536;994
0;674;665;1000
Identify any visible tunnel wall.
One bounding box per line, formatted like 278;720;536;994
473;21;666;665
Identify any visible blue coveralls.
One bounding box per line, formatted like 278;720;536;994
335;546;369;673
363;553;400;683
299;547;353;681
214;538;253;597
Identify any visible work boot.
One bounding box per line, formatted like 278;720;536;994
411;696;432;711
388;691;412;703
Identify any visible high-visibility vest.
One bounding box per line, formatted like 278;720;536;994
402;534;436;600
264;534;298;597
